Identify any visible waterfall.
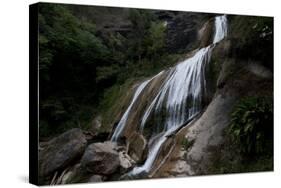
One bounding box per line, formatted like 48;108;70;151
129;15;228;176
140;15;228;133
111;15;228;176
140;46;212;132
213;15;228;44
130;47;212;175
111;71;163;142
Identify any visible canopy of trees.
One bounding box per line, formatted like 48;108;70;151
38;4;172;137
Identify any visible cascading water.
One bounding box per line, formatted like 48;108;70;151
131;15;227;176
130;47;212;175
111;15;227;176
140;15;227;133
111;71;163;142
213;15;228;44
140;46;212;133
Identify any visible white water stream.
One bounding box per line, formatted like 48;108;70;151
111;15;228;176
111;71;163;142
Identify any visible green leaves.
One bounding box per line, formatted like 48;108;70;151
144;22;166;58
126;9;166;62
228;96;273;156
37;4;179;137
229;16;273;70
181;138;195;151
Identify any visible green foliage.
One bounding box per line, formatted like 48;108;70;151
208;148;273;174
98;79;137;132
229;16;273;70
208;96;273;174
228;96;273;155
38;4;110;137
145;22;166;59
126;9;166;63
181;138;195;151
126;9;151;62
38;4;181;137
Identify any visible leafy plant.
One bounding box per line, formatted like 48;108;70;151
228;97;273;155
181;138;195;151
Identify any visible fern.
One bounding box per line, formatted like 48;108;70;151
228;97;273;155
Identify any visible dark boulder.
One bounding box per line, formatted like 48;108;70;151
39;128;87;177
81;141;120;175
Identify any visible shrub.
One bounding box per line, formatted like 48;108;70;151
228;96;273;155
181;138;195;151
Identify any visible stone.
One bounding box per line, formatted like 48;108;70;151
184;92;237;174
81;141;120;175
128;132;148;163
119;151;136;173
246;63;273;79
154;11;213;52
198;19;214;47
39;128;87;177
61;163;81;184
89;116;102;133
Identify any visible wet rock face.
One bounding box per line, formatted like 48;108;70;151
81;141;120;175
155;11;214;52
184;91;237;175
128;132;148;163
39;128;87;177
198;18;215;48
119;150;136;173
203;39;231;105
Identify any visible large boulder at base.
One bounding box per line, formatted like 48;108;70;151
81;141;120;175
128;132;148;163
39;128;87;177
